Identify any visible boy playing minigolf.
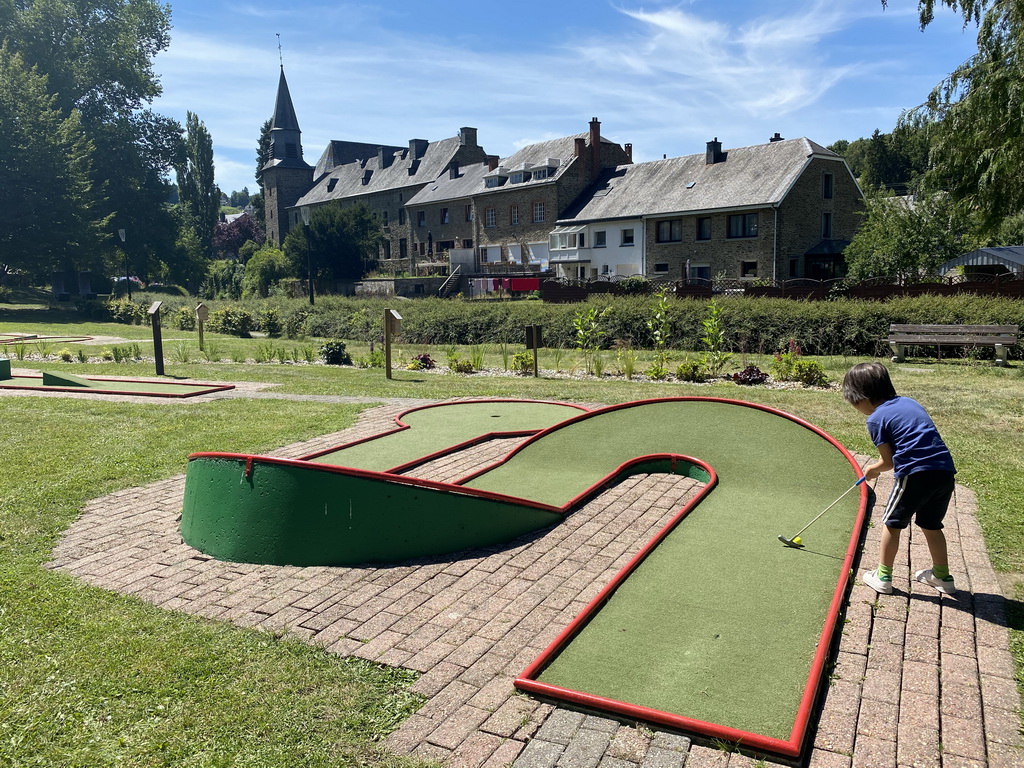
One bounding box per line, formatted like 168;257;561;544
842;362;957;595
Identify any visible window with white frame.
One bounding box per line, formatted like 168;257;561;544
532;167;548;180
532;202;545;223
510;205;520;225
484;208;496;228
594;230;606;247
621;228;635;246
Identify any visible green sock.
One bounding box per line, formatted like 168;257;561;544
933;564;952;581
878;564;893;582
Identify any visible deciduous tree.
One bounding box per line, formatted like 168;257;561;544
283;202;382;282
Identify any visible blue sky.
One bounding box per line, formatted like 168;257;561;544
152;0;980;196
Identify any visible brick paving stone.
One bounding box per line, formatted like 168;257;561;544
861;667;900;703
534;708;585;746
557;727;613;768
482;694;541;738
514;739;563;768
988;743;1024;768
985;704;1024;748
445;729;505;768
942;715;988;761
678;744;726;768
852;735;897;768
978;644;1017;681
982;674;1023;714
942;653;981;688
808;749;853;768
943;756;986;768
483;738;528;768
872;617;907;646
386;713;440;754
428;704;492;751
598;757;638;768
900;661;938;697
857;700;899;739
942;683;984;722
607;727;651;762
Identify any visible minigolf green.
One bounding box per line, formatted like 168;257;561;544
180;397;867;758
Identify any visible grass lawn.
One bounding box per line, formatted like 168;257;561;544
1;309;1023;764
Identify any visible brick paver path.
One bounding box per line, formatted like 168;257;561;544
47;397;1023;768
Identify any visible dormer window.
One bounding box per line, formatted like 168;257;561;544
327;178;338;192
485;177;502;188
532;168;548;180
510;172;529;184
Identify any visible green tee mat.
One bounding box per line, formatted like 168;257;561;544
0;358;10;380
0;373;234;397
304;400;588;472
505;399;866;758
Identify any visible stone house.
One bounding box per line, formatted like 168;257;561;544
404;118;633;271
551;136;862;282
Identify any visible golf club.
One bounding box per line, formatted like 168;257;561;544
779;476;867;548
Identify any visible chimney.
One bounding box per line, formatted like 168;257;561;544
706;137;725;165
486;155;500;171
624;143;633;162
377;146;392;168
459;127;478;147
769;132;784;143
409;138;428;159
449;161;460;180
589;117;601;181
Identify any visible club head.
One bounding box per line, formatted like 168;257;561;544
778;534;804;549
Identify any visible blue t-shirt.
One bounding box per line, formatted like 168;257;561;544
867;396;955;478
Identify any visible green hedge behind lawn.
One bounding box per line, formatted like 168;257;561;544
81;293;1024;358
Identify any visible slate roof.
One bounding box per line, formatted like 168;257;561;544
558;137;846;223
296;135;479;206
407;133;602;206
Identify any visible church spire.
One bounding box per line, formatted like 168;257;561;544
267;67;309;167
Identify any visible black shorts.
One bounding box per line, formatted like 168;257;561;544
880;470;955;530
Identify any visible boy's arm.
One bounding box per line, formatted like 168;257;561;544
864;443;894;481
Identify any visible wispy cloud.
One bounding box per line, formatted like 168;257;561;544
152;0;970;193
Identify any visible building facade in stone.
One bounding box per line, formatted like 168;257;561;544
550;136;863;281
404;118;633;271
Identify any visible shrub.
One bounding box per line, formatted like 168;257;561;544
450;358;475;374
174;305;196;331
207;306;254;336
58;348;74;362
106;298;147;324
792;359;830;387
408;353;435;370
319;339;352;366
676;358;708;382
257;307;283;337
511;350;533;375
732;365;769;385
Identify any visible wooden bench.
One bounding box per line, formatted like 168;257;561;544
888;324;1018;366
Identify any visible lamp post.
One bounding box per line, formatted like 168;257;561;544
300;206;314;305
118;228;129;299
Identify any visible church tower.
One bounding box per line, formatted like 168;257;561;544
262;67;313;246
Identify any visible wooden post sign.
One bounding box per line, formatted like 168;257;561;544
149;301;164;376
196;302;209;351
525;324;542;377
384;309;403;380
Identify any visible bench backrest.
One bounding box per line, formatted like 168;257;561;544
888;324;1018;345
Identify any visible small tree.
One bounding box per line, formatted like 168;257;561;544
242;246;293;298
283;201;382;281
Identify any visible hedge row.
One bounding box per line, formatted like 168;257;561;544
79;293;1024;358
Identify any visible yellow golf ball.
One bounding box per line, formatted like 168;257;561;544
793;536;802;545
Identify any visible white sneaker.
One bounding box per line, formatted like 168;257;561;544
915;568;956;595
863;569;893;594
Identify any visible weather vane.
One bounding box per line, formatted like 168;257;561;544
276;33;283;68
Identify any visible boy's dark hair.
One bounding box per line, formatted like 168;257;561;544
842;362;898;405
